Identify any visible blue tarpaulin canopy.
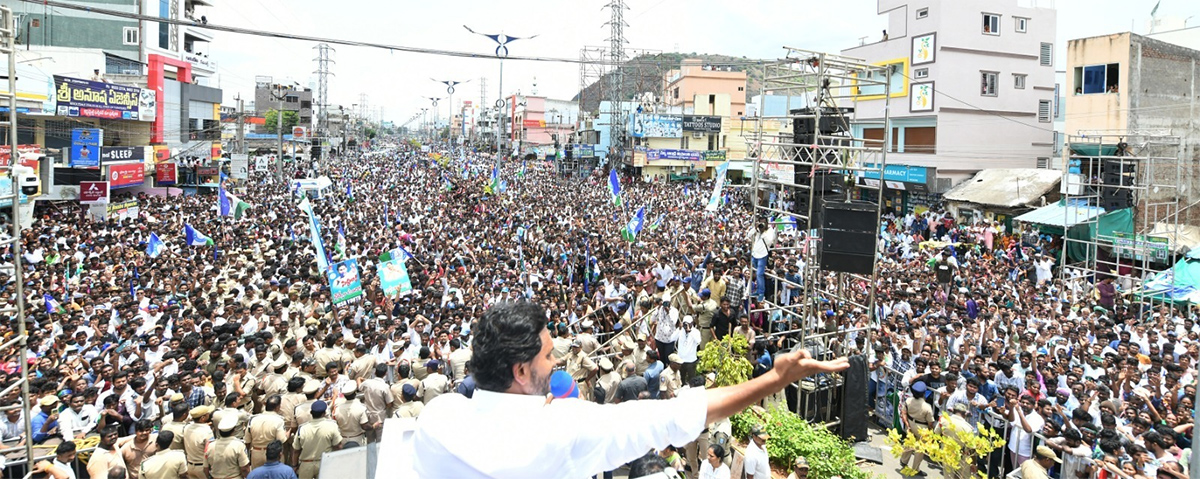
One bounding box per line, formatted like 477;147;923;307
1015;199;1106;233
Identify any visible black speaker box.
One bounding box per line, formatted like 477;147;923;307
822;201;878;232
819;251;875;275
840;354;869;441
823;229;876;253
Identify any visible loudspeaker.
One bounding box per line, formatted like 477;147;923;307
822;201;878;232
820;251;875;275
820;200;879;275
840;354;869;442
824;229;876;253
790;107;854;145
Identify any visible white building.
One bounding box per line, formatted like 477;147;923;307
841;0;1058;202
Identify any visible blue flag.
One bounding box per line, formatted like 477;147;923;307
145;232;164;258
608;169;622;206
130;266;138;300
218;184;231;217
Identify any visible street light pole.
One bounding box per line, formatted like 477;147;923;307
424;97;442;143
433;79;469;156
266;79;292;183
464;25;538;173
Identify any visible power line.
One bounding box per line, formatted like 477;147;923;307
18;0;769;68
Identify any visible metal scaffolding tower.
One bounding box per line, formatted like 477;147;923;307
747;48;890;429
313;43;335;159
0;4;32;472
578;46;607;115
604;0;628;164
1060;130;1185;303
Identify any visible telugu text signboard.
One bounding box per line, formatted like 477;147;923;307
630;114;682;138
54;76;143;120
107;162;145;189
1113;233;1171;263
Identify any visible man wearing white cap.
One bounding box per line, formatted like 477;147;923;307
333;382;369;447
675;316;702;385
595;357;620;405
205;415;249;479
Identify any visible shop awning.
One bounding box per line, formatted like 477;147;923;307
943;168;1061;208
1015;199;1106;229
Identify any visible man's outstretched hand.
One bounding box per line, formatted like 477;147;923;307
774;349;851;385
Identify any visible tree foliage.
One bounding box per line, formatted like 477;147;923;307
264;109;299;133
696;334;753;387
732;406;872;479
884;414;1005;479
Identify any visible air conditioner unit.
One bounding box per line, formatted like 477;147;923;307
692;132;703;139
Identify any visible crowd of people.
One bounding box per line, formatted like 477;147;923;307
0;139;1193;479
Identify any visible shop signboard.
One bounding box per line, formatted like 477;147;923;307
682;115;722;133
99;146;147;163
231;154;249;179
104;200;139;220
630;114;682;138
79;181;110;204
155;163;177;185
1113;233;1171;263
859;163;931;185
70;128;103;168
702;150;727;161
646;149;702;161
107;162;145;189
54;75;143;120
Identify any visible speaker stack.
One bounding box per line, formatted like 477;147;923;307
1100;158;1136;210
790;107;854;221
839;354;869;442
819;200;878;275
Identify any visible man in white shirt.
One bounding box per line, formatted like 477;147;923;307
59;395;99;440
674;317;702;385
409;301;848;479
743;425;771;479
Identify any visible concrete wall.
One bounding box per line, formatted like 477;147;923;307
13;0;139;58
1063;33;1131;134
843;0;1056;184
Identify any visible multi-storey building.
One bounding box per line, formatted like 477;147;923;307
841;0;1058;211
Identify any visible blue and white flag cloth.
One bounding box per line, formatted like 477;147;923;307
145;232;165;258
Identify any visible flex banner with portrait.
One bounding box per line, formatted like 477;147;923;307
328;258;364;305
379;258;414;298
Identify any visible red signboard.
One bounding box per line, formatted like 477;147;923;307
107;163;145;189
79;181;109;204
155;163;177;185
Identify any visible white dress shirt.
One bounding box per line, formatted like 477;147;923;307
698;460;731;479
411;387;707;478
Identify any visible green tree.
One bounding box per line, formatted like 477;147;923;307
696;335;753;387
264;109;299;133
365;127;378;139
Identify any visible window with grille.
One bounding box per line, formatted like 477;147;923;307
1040;43;1053;66
981;72;998;96
1037;157;1050;168
1014;74;1026;89
1038;100;1051;122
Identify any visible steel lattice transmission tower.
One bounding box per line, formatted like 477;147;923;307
313;43;335;140
604;0;628;164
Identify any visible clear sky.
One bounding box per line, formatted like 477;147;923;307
204;0;1199;125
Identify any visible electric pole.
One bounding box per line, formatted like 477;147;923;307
235;95;246;155
313;43;335;164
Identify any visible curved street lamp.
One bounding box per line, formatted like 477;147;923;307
464;25;538;168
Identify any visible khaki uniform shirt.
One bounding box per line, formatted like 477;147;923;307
393;401;424;419
258;374;287;398
181;423;214;466
904;397;935;430
245;412;287;450
205;437;248;479
138;449;188;479
358;378;393;424
121;437;159;479
293;399;317;428
598;370;621;404
332;398;368;441
87;447;127;479
279;393;306;430
293;418;341;462
211;408;249;439
447;348;472;381
421;373;450;404
564;351;598;382
160;420;187;450
346;355;376;381
576;333;601;355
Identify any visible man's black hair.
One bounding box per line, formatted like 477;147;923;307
471;301;546;392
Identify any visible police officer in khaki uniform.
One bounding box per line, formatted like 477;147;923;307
138;432;188;479
205;415;250;479
595;357;621;404
245;395;288;469
392;384;424;419
160;403;190;451
292;401;342;479
332;382;369;447
278;378;306;433
899;381;935;473
563;341;598;401
181;406;215;479
292;380;321;429
388;363;423;416
211;392;250;440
